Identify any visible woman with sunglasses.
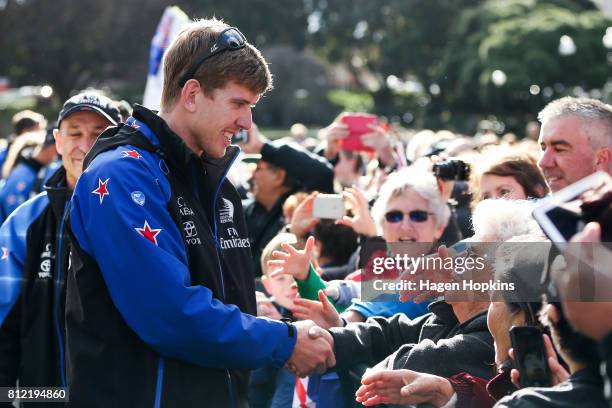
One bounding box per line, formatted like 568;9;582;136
271;167;451;327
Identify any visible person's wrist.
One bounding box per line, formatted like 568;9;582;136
434;378;454;407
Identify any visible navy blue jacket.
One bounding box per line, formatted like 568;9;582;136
66;105;296;408
0;167;71;406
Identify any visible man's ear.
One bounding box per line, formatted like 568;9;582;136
272;168;288;187
180;79;202;113
53;128;62;153
595;147;612;172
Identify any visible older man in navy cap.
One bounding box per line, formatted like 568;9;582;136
0;91;120;403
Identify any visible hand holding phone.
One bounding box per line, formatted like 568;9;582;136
509;326;552;388
533;171;611;251
340;113;377;152
312;194;344;220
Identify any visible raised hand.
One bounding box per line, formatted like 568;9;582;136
240;122;268;154
336;187;377;237
355;369;453;407
286;320;335;377
268;236;315;282
289;192;320;240
319;118;350;160
292;289;342;329
361;123;395;166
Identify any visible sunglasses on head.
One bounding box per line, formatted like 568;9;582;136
178;27;247;87
384;210;433;223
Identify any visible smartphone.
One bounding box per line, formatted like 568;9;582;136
533;171;610;251
340;114;377;152
509;326;551;388
232;129;248;144
312;194;344;219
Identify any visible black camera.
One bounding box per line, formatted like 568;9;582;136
432;159;470;181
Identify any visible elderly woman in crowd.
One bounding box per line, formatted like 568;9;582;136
354;202;570;407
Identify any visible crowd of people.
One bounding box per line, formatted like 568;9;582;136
0;17;612;408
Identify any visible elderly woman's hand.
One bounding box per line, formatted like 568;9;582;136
356;369;454;407
336;187;377;237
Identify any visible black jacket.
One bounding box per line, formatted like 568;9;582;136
330;301;495;380
65;106;296;408
495;364;607;407
0;167;71;407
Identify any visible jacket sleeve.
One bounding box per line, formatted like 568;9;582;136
69;149;296;370
329;312;431;369
379;329;495;379
0;193;48;386
261;142;334;193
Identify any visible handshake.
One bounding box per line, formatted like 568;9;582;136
285;320;336;377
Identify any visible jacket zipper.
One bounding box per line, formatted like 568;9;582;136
210;149;240;408
53;201;69;387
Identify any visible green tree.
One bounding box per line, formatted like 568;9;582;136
436;0;611;131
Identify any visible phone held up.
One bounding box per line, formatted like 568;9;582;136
312;194;344;220
340;113;377;153
231;128;248;144
532;171;611;251
509;326;552;388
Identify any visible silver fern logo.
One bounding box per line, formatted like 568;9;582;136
219;198;234;224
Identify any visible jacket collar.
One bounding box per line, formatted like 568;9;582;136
132;104;240;190
44;166;69;219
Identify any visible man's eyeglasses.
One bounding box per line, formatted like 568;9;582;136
384;210;434;223
178;27;246;87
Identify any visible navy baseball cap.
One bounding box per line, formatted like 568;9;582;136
57;92;120;127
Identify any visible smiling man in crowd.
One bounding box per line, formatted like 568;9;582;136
64;18;334;407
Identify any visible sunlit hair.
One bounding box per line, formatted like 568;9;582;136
371;167;450;234
538;96;612;149
470;148;548;203
1;130;45;179
471;199;544;242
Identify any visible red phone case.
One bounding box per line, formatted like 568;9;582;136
340;114;377;152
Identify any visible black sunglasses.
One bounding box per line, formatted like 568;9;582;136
178;27;247;87
384;210;433;223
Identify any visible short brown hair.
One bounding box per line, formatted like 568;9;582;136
161;18;272;110
471;149;549;202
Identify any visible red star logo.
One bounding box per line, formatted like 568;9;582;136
129;121;140;129
1;247;8;260
122;150;142;159
92;178;110;204
135;220;162;246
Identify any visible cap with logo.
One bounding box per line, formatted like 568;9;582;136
57;93;121;127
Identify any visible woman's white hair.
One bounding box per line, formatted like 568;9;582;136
471;199;545;242
371;167;450;233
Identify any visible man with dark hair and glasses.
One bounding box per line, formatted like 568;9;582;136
64;18;334;407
